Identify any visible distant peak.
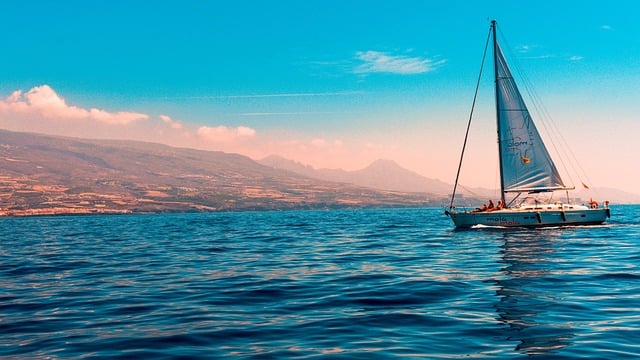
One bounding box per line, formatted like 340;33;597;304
365;159;401;169
260;154;288;162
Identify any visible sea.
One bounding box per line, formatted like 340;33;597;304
1;205;639;359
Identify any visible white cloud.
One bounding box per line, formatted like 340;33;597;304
601;25;612;31
354;51;445;75
0;85;148;125
159;114;183;129
197;125;256;143
0;85;265;155
569;55;583;61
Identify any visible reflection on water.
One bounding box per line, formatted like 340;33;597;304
494;230;575;355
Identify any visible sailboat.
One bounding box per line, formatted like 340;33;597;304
445;20;610;228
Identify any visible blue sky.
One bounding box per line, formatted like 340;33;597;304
1;1;639;194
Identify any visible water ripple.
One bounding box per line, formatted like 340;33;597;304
1;206;639;358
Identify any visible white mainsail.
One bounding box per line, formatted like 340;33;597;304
495;43;567;193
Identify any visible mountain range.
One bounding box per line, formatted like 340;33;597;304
0;130;445;215
0;129;636;216
259;155;452;194
259;156;640;205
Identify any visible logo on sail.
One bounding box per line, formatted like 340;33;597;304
508;140;528;147
520;155;531;164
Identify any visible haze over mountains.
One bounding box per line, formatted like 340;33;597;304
258;155;640;205
0;129;636;216
259;155;452;194
0;130;444;215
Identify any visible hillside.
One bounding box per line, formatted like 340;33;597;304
0;130;443;215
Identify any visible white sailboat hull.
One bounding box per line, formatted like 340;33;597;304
447;207;610;228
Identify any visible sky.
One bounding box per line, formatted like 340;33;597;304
0;0;639;195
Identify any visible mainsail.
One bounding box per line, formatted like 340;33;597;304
494;42;566;193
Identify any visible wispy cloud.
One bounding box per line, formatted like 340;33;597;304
220;91;365;99
601;25;612;31
158;91;365;100
238;111;345;117
354;51;445;75
520;54;555;60
569;55;584;62
197;125;256;143
517;44;539;53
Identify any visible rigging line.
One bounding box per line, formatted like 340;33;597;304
518;63;592;189
523;78;575;186
530;90;592;188
456;184;483;198
497;26;587;188
449;23;493;210
509;59;574;185
521;75;596;189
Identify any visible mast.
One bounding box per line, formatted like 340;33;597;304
492;20;507;206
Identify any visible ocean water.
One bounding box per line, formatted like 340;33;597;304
1;206;639;359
